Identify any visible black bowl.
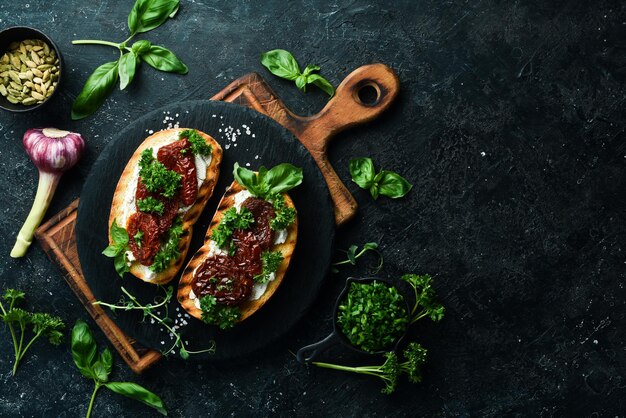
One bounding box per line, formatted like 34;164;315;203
0;26;63;112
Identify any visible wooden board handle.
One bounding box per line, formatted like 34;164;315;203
212;64;400;225
293;64;400;224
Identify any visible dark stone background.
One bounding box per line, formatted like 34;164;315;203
0;0;625;416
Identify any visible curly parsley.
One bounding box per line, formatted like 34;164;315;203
179;129;212;156
137;196;165;215
199;295;240;330
138;148;181;199
268;193;296;230
254;251;284;284
210;207;254;253
150;216;184;273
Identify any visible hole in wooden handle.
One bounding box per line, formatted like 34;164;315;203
354;81;381;106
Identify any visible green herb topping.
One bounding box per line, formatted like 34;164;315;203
233;162;303;200
254;251;284;284
150;216;184;273
260;49;335;97
102;219;130;277
71;319;168;417
349;157;412;200
210;207;255;253
179;129;212;156
401;274;446;323
313;342;428;394
0;289;65;376
199;295;240;330
268;193;296;231
137;196;165;215
337;281;408;353
138;148;182;199
133;230;144;247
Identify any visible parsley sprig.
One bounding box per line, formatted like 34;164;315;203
0;289;65;376
210;207;255;253
312;342;428;394
179;129;212;156
150;215;184;272
401;274;445;323
268;193;296;231
137;196;165;215
200;295;240;330
139;148;182;199
102;219;130;277
254;251;284;284
94;286;214;359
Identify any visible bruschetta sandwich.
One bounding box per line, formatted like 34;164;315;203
178;162;303;329
103;128;222;285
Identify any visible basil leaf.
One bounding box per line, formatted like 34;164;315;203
114;252;130;278
71;60;119;120
362;242;378;251
102;245;120;257
110;219;129;246
302;64;320;76
142;45;188;74
71;320;98;379
347;245;357;265
233;163;263;196
119;52;138;90
128;0;179;35
260;49;301;80
100;348;113;377
370;183;380;200
378;170;413;198
264;163;303;194
295;74;307;91
105;382;167;415
131;40;152;55
307;74;335;97
349;158;376;189
92;360;109;383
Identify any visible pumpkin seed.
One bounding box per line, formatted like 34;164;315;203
31;91;44;100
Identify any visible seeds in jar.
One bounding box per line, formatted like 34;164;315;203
0;39;59;105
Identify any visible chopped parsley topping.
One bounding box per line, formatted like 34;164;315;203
150;216;184;273
138;148;182;199
199;295;240;329
137;196;165;216
268;193;296;231
254;251;284;284
179;129;212;156
210;207;255;254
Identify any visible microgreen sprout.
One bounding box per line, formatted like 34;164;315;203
332;242;383;274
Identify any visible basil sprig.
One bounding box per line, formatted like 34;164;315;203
102;219;130;278
260;49;335;97
71;320;167;417
349;157;413;200
71;0;187;120
233;162;303;200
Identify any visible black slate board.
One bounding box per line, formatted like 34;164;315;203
75;100;335;361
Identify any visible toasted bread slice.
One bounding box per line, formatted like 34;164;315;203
108;128;223;285
178;181;298;322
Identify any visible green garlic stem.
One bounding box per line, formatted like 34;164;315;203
11;172;60;258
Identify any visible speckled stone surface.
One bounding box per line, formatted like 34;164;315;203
0;1;625;417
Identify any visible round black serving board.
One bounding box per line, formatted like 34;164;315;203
76;100;335;361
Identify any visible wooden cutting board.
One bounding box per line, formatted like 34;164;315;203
34;64;399;373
